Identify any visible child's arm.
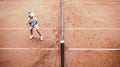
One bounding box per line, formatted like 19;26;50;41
29;22;31;26
25;22;30;26
32;21;37;27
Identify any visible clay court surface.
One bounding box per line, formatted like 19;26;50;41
0;0;120;67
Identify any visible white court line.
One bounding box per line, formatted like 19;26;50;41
0;2;58;3
0;28;57;30
0;48;120;51
0;1;119;3
0;2;119;5
68;48;120;51
66;2;120;3
0;48;58;50
0;28;120;30
65;28;120;30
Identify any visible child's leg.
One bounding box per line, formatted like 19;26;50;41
34;24;43;40
36;30;41;36
30;28;33;35
36;30;43;40
29;28;34;39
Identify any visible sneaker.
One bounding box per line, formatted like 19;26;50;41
29;35;34;40
40;36;43;41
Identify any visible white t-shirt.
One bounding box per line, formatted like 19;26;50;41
28;17;37;26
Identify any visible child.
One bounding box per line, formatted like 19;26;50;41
28;12;43;40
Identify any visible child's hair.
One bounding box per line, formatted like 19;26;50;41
28;11;35;17
28;11;32;14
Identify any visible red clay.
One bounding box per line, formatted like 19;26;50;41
0;0;120;67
